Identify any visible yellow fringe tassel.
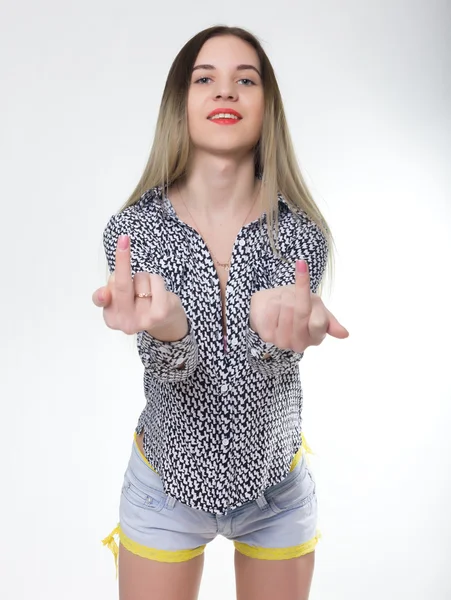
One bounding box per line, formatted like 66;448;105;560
301;432;313;456
101;525;120;578
291;432;314;471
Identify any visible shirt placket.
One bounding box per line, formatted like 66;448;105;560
218;253;244;513
217;284;234;512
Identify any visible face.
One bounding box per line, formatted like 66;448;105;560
186;35;264;156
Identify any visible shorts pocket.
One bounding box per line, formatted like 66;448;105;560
121;470;167;513
266;466;316;514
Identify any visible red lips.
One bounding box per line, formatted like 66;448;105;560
207;108;243;119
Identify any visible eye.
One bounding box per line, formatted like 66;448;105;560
238;78;256;86
194;76;212;84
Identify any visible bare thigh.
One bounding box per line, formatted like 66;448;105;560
119;544;204;600
234;549;315;600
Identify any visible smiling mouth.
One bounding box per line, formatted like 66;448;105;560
207;112;242;125
209;112;240;120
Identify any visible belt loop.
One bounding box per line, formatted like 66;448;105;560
256;495;270;512
166;495;177;510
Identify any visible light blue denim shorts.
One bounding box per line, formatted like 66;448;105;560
103;436;320;565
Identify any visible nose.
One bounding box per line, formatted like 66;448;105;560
215;91;237;100
213;79;238;101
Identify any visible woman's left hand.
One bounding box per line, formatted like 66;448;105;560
249;260;349;353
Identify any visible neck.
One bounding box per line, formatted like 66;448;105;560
177;151;260;224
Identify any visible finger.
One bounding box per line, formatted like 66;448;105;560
326;310;350;339
294;260;312;319
258;295;280;343
134;272;153;301
92;286;112;307
307;299;329;345
275;292;294;349
147;274;167;301
293;261;312;344
114;234;134;308
145;274;169;323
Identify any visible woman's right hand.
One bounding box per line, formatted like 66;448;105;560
92;234;188;342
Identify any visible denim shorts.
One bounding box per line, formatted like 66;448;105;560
102;435;320;567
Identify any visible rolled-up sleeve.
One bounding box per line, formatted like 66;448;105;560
246;218;328;376
102;209;199;382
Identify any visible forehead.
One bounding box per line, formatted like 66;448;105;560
195;35;260;70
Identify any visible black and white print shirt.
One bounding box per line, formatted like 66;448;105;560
103;186;328;515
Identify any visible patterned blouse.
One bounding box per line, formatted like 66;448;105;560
103;186;328;515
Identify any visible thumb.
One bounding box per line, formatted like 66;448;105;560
92;286;112;307
326;311;349;339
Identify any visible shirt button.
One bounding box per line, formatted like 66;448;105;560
221;383;228;394
222;438;230;446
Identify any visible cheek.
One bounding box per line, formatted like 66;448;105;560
249;102;264;139
186;94;206;136
186;95;195;127
249;94;264;130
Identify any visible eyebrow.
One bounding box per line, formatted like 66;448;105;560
192;63;262;77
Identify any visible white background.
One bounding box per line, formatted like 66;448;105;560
1;0;450;598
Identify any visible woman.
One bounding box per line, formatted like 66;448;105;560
94;25;348;600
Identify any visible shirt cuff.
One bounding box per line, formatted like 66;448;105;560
136;320;198;382
246;321;304;375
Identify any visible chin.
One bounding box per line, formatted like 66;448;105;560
191;135;259;158
200;145;255;159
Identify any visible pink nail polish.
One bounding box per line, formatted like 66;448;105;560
118;235;129;250
296;260;307;274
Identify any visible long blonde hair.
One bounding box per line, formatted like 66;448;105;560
118;25;334;293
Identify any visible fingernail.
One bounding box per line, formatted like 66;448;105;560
98;291;104;302
118;235;129;250
296;259;307;274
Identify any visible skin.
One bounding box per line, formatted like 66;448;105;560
250;259;348;352
93;34;348;600
94;234;188;343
